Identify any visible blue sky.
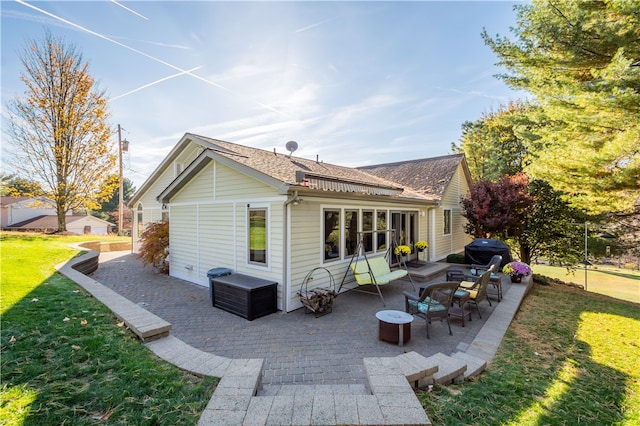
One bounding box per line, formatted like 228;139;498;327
1;1;524;189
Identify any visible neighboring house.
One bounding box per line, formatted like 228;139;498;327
1;196;113;235
1;196;56;228
128;133;473;312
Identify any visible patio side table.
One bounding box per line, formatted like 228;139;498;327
448;289;471;327
376;310;414;346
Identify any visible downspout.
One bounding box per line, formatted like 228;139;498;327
282;189;300;313
282;200;290;313
428;202;439;261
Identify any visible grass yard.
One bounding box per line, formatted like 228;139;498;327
420;281;640;425
532;264;639;304
1;233;217;425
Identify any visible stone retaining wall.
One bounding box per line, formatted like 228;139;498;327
79;241;132;252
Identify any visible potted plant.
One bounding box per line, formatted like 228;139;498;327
414;241;428;262
414;241;428;252
394;245;411;260
502;261;532;283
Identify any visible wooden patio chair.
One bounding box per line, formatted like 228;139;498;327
403;281;459;339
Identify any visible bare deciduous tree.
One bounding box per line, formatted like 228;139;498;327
6;30;115;232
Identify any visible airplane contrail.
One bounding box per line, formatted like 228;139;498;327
111;0;149;20
295;17;335;33
17;0;290;118
110;66;203;101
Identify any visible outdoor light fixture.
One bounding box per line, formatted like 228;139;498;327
286;191;303;206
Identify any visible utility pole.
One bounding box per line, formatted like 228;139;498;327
117;125;129;236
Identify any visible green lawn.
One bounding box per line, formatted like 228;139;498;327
532;264;639;304
420;280;640;425
1;233;217;425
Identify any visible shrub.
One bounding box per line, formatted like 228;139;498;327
446;253;466;264
137;221;169;274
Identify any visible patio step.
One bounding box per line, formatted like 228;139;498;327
362;356;433;425
394;351;439;389
451;351;487;379
427;352;467;385
259;384;369;396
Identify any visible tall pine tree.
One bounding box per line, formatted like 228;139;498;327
483;0;640;214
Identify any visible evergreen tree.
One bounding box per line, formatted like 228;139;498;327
483;0;640;214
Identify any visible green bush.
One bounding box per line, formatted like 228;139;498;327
446;253;466;264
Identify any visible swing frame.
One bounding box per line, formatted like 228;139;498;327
338;229;415;306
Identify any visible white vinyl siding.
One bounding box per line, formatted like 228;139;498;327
132;143;204;252
169;205;198;281
288;201;337;311
166;160;285;308
432;164;472;261
197;203;235;274
172;163;214;203
215;162;273;199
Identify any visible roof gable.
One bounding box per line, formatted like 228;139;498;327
358;154;469;200
133;133;467;206
152;134;429;203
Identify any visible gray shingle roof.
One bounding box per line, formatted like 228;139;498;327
190;134;429;200
0;196;31;206
134;133;468;205
358;154;466;200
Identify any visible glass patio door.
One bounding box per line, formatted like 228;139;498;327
391;211;419;262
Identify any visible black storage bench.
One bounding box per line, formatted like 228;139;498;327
207;267;233;305
209;273;277;320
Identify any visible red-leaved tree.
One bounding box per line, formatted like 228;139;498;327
461;173;534;240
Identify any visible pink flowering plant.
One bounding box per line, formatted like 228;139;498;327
502;261;532;278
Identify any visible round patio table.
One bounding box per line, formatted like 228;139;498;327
375;310;414;346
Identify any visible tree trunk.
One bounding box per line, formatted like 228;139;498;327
519;243;531;265
57;202;67;232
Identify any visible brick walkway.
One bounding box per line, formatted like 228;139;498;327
89;251;510;388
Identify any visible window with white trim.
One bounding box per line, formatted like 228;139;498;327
248;207;267;265
323;209;341;261
443;209;452;235
363;210;374;253
377;211;387;250
322;208;396;263
344;209;359;257
137;204;143;237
